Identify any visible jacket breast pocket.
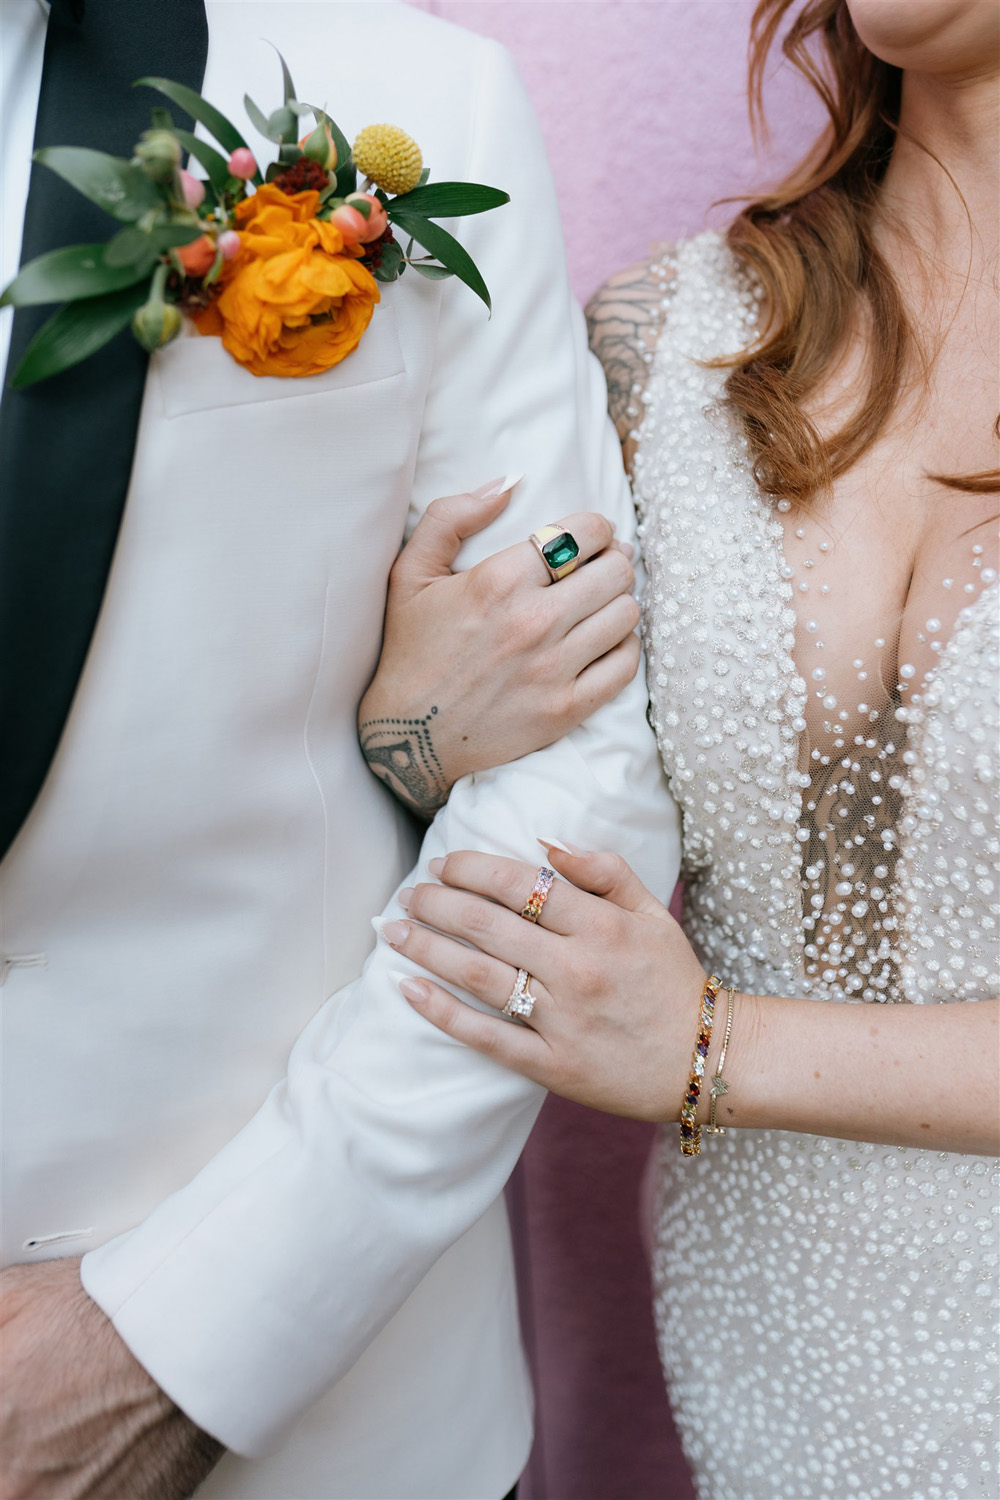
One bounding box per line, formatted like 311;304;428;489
154;299;406;420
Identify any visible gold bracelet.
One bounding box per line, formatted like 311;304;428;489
707;986;736;1136
679;973;722;1157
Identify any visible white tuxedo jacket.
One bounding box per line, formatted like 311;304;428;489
1;4;681;1496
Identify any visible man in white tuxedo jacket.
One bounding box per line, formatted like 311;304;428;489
0;1;680;1496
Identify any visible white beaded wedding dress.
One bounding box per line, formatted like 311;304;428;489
633;233;999;1500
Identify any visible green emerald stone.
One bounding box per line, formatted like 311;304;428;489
542;532;579;571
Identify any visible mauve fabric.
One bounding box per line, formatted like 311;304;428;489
402;6;827;1496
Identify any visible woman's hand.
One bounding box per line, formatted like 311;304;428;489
381;842;707;1121
384;845;1000;1156
358;479;640;817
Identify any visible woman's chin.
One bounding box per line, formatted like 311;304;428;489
845;0;999;78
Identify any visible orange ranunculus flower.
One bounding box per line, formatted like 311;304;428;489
194;185;380;378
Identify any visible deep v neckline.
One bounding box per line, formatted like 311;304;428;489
636;230;1000;1003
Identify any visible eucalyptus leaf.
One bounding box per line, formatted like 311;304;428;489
306;105;355;197
34;147;163;223
267;106;298;144
9;284;149;388
373;248;405;284
376;241;404;276
409;262;455;281
103;222;202;274
244;94;274;141
0;243;148;307
389;182;509;218
417;167;430;187
204;246;226;288
390;211;492;311
173;128;232;194
135;78;256;169
268;44;298;108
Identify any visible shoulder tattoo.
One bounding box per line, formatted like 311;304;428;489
585;252;676;470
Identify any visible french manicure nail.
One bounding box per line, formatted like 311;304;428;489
398;976;430;1005
427;857;445;877
538;836;589;856
382;920;410;948
397;886;414;910
472;471;524;502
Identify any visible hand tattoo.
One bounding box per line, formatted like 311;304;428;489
359;707;449;817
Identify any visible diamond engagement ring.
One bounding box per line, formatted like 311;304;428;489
502;968;537;1021
530;524;581;582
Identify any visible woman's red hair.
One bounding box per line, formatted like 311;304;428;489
723;0;999;502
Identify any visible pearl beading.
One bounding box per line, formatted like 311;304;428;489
632;231;999;1500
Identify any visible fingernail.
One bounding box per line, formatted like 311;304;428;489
538;836;589;856
398;976;430;1005
397;886;414;910
471;471;524;501
427;857;445;877
381;920;410;948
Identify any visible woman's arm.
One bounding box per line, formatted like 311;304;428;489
584;252;675;473
719;987;998;1155
383;844;1000;1158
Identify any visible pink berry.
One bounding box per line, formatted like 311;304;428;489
179;169;205;209
346;192;389;244
329;204;369;245
217;230;241;261
228;147;257;180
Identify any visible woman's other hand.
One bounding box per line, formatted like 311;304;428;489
381;842;706;1121
358;479;640;817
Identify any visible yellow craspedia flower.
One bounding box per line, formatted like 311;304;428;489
353;124;423;196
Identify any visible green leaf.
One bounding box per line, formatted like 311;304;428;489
243;94;274;141
134;78;260;179
409;262;455;281
173;128;231;194
0;243;148;307
388;182;510;218
268;44;298;108
9;283;149;388
390;211;492;311
151;107;173;130
267;106;298;144
306;106;355;197
417;167;431;187
34;147;163;223
372;241;405;282
103;222;202;274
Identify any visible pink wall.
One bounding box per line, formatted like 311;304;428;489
404;5;826;1497
411;0;824;303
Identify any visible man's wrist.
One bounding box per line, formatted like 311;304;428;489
358;696;452;817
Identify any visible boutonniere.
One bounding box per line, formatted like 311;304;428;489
1;50;509;384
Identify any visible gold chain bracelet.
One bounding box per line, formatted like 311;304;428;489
707;986;736;1135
